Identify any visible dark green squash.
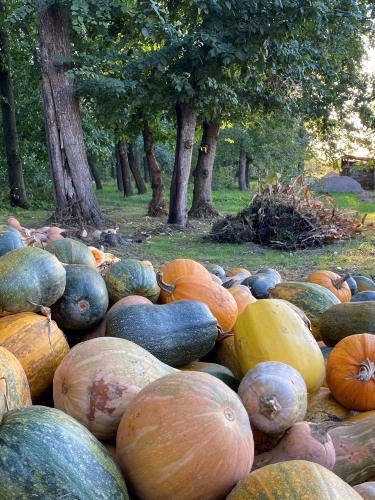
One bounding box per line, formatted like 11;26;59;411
0;247;66;313
318;301;375;346
179;361;239;391
45;237;97;268
0;405;129;499
346;276;358;296
353;275;375;292
0;225;23;257
351;291;375;302
51;264;109;331
105;300;218;366
104;258;160;304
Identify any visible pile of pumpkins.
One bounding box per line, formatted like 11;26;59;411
2;218;375;499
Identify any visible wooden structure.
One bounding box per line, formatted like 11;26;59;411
340;154;375;190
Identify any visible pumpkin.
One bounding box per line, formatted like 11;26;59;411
0;346;32;410
0;406;129;499
116;371;254;500
226;460;363;499
326;333;375;412
305;270;351;302
346;410;375;422
305;387;354;423
210;265;226;280
329;413;375;485
252;421;338;471
50;264;109;331
234;300;325;395
268;281;340;339
178;361;239;391
105;300;218;367
0;224;23;256
201;335;244;383
157;272;238;333
353;275;375;292
158;258;212;303
6;217;23;232
346;276;358;296
226;267;251;277
45;237;97;268
351;290;375;302
227;286;257;315
318;301;375;346
53;337;177;440
238;361;307;434
0;312;70;401
353;482;375;499
0;246;66;313
104;258;160;304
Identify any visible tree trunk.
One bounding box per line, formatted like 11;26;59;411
117;138;133;196
37;1;102;226
168;101;197;227
87;156;102;190
144;156;150;183
238;149;247;191
245;157;250;188
188;121;220;218
115;143;123;191
142;119;166;216
0;0;28;208
128;143;147;194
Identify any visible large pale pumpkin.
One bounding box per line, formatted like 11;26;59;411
234;299;325;395
0;312;69;400
0;346;32;410
53;337;177;440
116;371;254;500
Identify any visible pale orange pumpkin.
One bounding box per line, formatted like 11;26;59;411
227;285;257;315
0;346;32;410
305;270;351;302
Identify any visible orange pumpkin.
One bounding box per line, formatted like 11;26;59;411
116;371;254;500
227;286;257;315
226;268;251;277
157;258;211;303
305;270;351;302
326;333;375;411
157;272;238;332
0;312;69;400
0;346;32;410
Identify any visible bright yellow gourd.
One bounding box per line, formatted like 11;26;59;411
234;299;325;395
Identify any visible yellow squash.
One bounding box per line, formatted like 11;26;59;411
234;299;325;395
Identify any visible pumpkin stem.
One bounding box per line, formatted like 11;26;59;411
308;421;352;444
332;273;351;290
259;395;282;420
343;357;375;382
156;271;176;296
28;301;55;354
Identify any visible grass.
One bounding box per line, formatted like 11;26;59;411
2;181;375;280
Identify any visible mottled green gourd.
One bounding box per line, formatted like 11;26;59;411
0;225;23;257
45;237;97;268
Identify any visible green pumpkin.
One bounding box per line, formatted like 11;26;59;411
51;264;109;331
0;405;129;499
104;258;160;304
0;225;23;257
179;361;239;391
45;238;97;268
105;300;218;366
0;247;66;313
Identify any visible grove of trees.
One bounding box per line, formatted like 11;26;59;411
0;0;374;227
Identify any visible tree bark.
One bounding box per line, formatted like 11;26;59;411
115;143;123;191
168;101;197;227
188;121;220;218
37;1;102;226
142;119;166;216
245;157;251;188
87;156;102;190
143;156;150;183
117;138;133;196
0;0;28;208
128;143;147;194
238;149;247;191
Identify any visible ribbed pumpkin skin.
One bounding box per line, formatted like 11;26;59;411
45;237;97;268
238;361;307;434
160;274;238;332
326;333;375;412
0;247;66;313
0;406;129;499
0;346;32;410
353;275;375;292
104;258;160;304
0;312;70;400
201;335;244;383
116;371;254;500
305;270;351;302
105;300;218;366
268;281;340;339
228;286;257;315
226;460;363;499
305;387;353;423
318;301;375;346
158;258;212;303
53;337;177;440
353;482;375;499
51;264;109;330
234;300;325;395
0;224;23;256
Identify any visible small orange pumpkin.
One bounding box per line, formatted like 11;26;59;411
326;333;375;411
227;286;257;315
305;270;351;302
